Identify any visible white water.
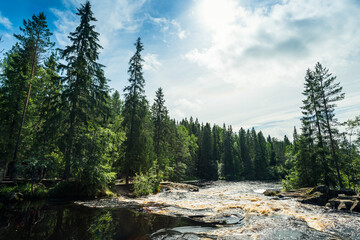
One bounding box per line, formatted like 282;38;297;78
83;181;360;239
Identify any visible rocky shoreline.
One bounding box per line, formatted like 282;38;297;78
264;186;360;212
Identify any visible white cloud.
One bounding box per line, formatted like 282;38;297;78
147;15;188;40
53;0;147;48
185;0;360;88
175;98;203;112
0;12;12;29
172;0;360;137
143;53;162;71
51;8;77;46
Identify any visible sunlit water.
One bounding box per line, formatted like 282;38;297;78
1;181;360;239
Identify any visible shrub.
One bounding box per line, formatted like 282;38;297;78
133;164;161;197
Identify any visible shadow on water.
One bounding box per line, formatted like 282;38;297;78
0;200;216;240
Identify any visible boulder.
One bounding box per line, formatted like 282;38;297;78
264;190;281;196
301;191;328;205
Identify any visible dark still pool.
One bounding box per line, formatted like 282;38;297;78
0;200;212;240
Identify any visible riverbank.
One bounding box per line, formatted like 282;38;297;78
0;180;115;204
264;185;360;213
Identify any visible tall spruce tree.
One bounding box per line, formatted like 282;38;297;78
151;87;170;175
122;37;151;184
60;1;108;179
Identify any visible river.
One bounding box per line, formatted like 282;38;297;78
1;181;359;239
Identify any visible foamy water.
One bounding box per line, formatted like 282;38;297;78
82;181;360;239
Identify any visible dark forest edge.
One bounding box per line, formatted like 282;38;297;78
0;1;359;201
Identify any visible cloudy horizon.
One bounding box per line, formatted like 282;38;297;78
1;0;359;139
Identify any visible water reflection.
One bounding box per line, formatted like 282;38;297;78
0;201;211;240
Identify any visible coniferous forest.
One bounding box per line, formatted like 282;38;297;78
1;1;360;198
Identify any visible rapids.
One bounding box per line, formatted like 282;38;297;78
79;181;360;239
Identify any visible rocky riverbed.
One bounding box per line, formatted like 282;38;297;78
76;181;360;239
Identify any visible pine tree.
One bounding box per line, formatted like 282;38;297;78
60;1;108;179
301;68;330;186
314;62;345;188
10;12;54;178
122;37;151;184
0;45;29;179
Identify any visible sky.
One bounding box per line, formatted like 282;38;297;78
0;0;359;139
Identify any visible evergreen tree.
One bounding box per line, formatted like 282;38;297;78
266;135;276;167
122;37;152;184
314;62;345;187
239;128;253;179
109;90;122;123
0;45;29;179
223;125;234;180
151;87;170;176
6;13;54;178
198;123;217;180
254;131;268;180
233;134;243;180
60;1;108;179
301;68;331;186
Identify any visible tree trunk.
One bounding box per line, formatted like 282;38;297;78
12;38;39;177
322;98;343;188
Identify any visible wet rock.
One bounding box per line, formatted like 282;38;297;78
327;197;360;212
301;191;328;205
161;182;199;192
264;190;281;196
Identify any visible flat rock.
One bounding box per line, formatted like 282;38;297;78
161;182;199;192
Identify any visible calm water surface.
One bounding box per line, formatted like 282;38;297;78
0;200;212;240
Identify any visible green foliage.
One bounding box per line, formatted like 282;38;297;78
49;180;115;198
72;127;117;187
122;37;153;183
284;63;349;189
60;1;109;180
0;183;48;200
133;163;161;197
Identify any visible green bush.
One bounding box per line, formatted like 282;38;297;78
0;183;48;200
133;164;161;197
